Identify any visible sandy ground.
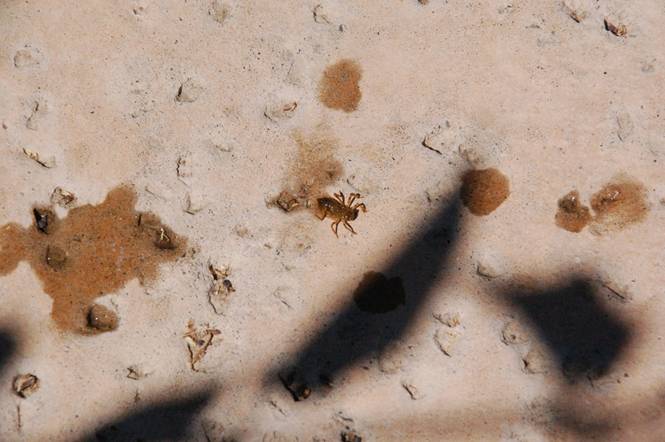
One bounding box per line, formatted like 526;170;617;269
1;0;665;440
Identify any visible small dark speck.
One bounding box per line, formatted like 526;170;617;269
603;71;607;75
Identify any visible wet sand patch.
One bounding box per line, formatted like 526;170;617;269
0;186;185;333
460;168;510;216
318;59;362;113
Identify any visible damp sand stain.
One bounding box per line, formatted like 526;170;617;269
271;130;343;213
590;178;649;234
460;168;510;216
353;271;405;314
0;186;186;334
555;190;592;233
318;59;362;112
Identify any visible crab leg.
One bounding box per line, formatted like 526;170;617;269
331;220;341;237
343;220;356;234
353;202;367;212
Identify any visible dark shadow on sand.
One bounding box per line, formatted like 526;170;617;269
505;277;631;382
0;328;16;375
266;188;463;398
79;390;212;442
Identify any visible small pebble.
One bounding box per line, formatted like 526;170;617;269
175;78;204;103
434;328;458;356
402;381;424;400
50;187;76;208
13;374;39;398
604;18;627;37
522;348;549;374
476;257;503;279
433;311;461;328
126;365;147;380
87;304;119;332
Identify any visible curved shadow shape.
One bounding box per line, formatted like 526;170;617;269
505;277;631;382
266;189;463;397
79;390;212;442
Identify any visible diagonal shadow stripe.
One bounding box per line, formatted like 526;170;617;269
266;186;463;398
78;390;213;442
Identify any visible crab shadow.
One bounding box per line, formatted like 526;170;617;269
266;187;463;397
503;277;632;382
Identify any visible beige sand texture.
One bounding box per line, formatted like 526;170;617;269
1;0;665;440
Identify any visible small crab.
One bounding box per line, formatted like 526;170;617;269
317;191;367;236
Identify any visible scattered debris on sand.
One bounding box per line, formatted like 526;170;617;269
522;348;549;374
13;374;40;398
341;430;363;442
271;130;344;214
271;190;301;212
184;193;205;215
402;381;424;400
184;320;221;371
279;369;311;401
50;187;76;208
126;365;148;380
312;4;331;24
22;148;55;168
604;18;627;37
26;98;48;131
476;253;504;279
33;207;55;234
434;328;459;357
433;312;461;328
208;264;235;314
501;320;529;345
562;1;587;23
598;279;633;304
264;101;298;122
175;78;204;103
422;122;460;155
176;154;193;182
